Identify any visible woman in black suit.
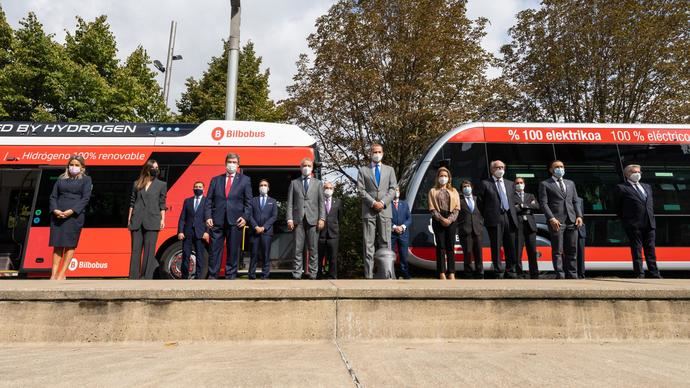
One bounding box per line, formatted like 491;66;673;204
49;155;92;280
128;159;167;279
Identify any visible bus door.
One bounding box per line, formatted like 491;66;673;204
0;168;41;277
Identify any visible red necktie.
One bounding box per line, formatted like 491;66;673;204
225;175;233;197
394;201;398;210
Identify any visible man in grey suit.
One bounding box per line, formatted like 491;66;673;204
538;160;583;279
287;157;325;279
357;143;397;279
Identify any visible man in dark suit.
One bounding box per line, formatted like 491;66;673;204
514;178;540;279
177;181;210;279
318;181;341;279
538;160;583;279
391;187;412;279
614;164;661;279
204;152;252;279
248;179;277;280
575;197;587;279
287;157;325;279
458;181;484;279
477;160;519;278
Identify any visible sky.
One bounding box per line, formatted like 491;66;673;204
3;0;539;112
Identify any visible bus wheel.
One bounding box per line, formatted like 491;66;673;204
160;242;186;280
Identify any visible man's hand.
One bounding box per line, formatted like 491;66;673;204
549;217;561;231
206;219;214;228
236;217;246;228
317;219;325;231
575;217;584;227
287;220;294;231
441;218;451;227
63;209;74;217
202;232;210;244
177;233;185;240
160;220;165;229
372;201;384;211
255;226;264;234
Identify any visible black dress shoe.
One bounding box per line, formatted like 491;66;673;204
504;272;519;279
636;274;645;279
648;273;663;279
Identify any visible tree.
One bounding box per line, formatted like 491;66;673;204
65;15;119;82
284;0;492;182
0;5;12;68
177;41;285;122
496;0;689;123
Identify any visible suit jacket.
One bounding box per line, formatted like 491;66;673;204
287;176;325;226
249;195;278;236
514;191;539;233
357;163;397;219
177;196;208;239
320;197;342;239
614;182;655;230
129;178;167;231
204;173;252;227
457;195;484;236
576;196;587;238
477;178;518;227
538;177;582;224
391;200;412;242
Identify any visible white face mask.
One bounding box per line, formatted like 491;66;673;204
226;162;238;174
394;191;400;199
494;169;505;179
462;187;472;196
259;186;268;195
324;189;333;198
629;172;641;183
515;183;525;191
301;166;312;176
371;153;383;163
553;167;565;178
68;166;81;176
438;177;449;186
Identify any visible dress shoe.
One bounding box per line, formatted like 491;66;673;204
504;272;519;279
648;273;663;279
635;274;645;279
439;273;447;280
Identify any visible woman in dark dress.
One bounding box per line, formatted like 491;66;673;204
49;155;92;280
128;159;167;279
427;167;460;280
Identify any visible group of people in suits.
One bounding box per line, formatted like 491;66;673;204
47;150;661;281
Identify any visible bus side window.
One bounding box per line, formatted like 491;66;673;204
84;167;141;228
486;143;556;196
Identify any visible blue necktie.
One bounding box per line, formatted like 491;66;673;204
303;178;309;193
497;179;509;211
194;197;199;211
260;196;266;209
467;196;474;212
375;164;381;186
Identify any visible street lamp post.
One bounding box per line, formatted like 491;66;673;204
225;0;241;120
153;21;183;110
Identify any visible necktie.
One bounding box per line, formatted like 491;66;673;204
194;197;199;211
520;192;524;203
225;175;233;197
303;177;309;193
557;178;566;194
260;196;266;209
467;196;474;212
496;179;509;211
394;201;398;210
375;164;381;186
635;184;647;199
326;199;331;213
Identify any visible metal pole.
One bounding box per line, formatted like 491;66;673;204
163;21;177;108
225;0;241;120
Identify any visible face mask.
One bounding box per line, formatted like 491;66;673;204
193;188;203;197
150;168;159;177
226;163;238;174
516;183;525;191
462;187;472;196
371;153;383;163
68;166;81;176
302;166;312;176
494;169;505;179
553;167;565;178
438;177;449;186
394;191;400;199
629;172;641;183
324;189;333;198
259;186;269;195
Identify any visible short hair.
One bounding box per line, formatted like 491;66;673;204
490;160;505;170
225;152;240;163
300;157;313;166
549;160;564;169
371;143;383;152
193;181;205;187
259;179;270;186
323;180;334;189
461;180;472;187
623;164;641;177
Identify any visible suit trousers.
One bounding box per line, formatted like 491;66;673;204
318;238;338;279
129;228;159;280
549;224;578;279
576;234;586;278
182;236;207;279
516;221;539;278
249;233;272;279
487;213;517;275
432;220;457;276
391;234;410;278
625;227;659;276
460;232;483;277
209;223;244;279
294;217;318;279
362;214;392;279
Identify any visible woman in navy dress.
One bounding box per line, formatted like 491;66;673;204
49;155;92;280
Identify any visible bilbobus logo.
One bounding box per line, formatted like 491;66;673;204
66;258;108;271
211;127;266;141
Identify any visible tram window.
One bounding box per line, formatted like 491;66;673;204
618;145;690;214
486;143;555;192
554;144;621;214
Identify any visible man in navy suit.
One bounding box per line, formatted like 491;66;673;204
205;152;252;279
614;164;661;279
248;179;277;279
177;181;210;279
391;187;412;279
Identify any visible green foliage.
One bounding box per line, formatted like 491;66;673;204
334;186;365;278
177;41;285;122
0;10;168;122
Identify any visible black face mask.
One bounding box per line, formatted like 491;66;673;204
150;168;159;177
193;188;203;197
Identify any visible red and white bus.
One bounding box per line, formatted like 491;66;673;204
0;120;319;278
401;122;690;271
